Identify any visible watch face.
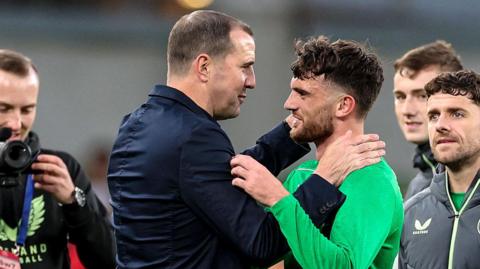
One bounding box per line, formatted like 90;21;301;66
74;187;86;207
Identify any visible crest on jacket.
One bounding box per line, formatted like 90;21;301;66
0;195;45;242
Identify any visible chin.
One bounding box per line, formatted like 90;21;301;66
405;135;428;145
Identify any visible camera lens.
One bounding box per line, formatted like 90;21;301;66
0;140;33;172
5;141;31;169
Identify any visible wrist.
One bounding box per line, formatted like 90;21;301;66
266;188;289;207
62;186;86;207
313;168;337;186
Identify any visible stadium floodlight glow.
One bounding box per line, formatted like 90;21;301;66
177;0;214;9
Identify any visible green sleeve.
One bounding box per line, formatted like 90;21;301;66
271;162;403;269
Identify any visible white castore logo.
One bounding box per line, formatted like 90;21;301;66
477;219;480;235
413;218;431;235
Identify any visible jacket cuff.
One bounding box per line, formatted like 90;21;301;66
292;174;346;228
62;203;92;228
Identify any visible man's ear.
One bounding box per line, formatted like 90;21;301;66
335;95;356;118
194;54;211;82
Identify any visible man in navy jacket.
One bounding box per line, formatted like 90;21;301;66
108;10;385;269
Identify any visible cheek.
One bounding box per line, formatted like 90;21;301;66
393;104;403;119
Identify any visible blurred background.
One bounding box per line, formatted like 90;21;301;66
2;0;479;194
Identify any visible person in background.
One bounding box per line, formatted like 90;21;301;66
393;40;463;199
399;70;480;268
0;49;115;269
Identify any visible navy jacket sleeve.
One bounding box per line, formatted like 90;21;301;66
179;122;343;266
294;174;346;231
241;122;310;176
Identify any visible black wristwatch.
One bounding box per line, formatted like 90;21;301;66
70;186;86;207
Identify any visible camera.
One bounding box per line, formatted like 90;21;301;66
0;128;38;186
0;140;33;174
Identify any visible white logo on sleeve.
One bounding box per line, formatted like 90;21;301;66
413;218;431;235
477;219;480;235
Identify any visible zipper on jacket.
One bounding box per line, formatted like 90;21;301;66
445;173;480;269
421;154;436;176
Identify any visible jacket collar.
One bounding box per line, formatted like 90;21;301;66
149;85;215;122
413;143;437;172
430;169;480;210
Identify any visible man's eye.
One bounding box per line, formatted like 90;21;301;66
418;94;427;100
452;111;464;118
428;114;439;121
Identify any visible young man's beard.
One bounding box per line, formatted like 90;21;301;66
291;113;334;144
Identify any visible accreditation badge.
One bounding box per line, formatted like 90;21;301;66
0;249;21;269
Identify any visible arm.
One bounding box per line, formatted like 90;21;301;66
179;123;331;266
32;151;115;269
241;122;310;176
232;131;385;227
270;165;400;268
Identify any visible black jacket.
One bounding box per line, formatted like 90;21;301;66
0;133;115;269
405;143;437;199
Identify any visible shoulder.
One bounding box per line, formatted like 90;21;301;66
403;187;434;213
344;159;396;188
286;160;317;180
341;159;402;204
283;160;317;191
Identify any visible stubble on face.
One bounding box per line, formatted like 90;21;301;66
428;94;480;171
290;105;334;144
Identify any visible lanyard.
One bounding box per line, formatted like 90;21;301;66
16;174;34;247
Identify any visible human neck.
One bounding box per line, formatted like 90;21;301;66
167;75;213;116
447;157;480;193
314;119;364;160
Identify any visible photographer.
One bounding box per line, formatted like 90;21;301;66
0;50;115;269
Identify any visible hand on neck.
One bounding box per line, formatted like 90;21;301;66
314;120;364;160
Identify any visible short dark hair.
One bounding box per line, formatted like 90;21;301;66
291;36;384;118
167;10;253;75
425;70;480;105
0;49;37;77
394;40;463;78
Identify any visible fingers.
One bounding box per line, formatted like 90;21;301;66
35;154;68;169
349;133;380;146
352;156;382;171
31;162;68;179
231;165;248;178
354;140;386;154
230;154;258;169
231;177;246;189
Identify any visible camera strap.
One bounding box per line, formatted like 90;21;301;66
15;174;34;250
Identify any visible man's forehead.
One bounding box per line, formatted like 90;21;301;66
427;93;475;108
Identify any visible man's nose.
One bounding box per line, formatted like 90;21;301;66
434;114;450;133
245;69;256;89
5;111;22;132
284;92;296;111
402;98;418;117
